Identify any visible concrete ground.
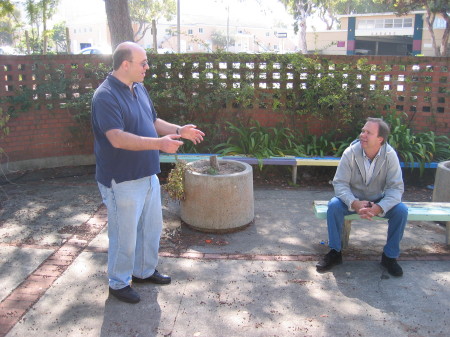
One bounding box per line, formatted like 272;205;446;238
0;166;449;337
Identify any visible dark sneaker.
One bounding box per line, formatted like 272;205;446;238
316;249;342;272
109;285;140;303
381;252;403;277
132;270;171;285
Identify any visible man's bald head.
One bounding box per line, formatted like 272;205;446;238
112;42;144;71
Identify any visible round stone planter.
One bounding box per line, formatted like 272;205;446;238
181;159;254;233
432;161;450;202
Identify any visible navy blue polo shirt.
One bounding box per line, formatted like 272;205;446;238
91;74;160;187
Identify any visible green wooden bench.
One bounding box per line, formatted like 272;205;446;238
313;201;450;248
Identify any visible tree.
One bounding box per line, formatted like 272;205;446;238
383;0;450;56
0;2;20;46
104;0;134;50
50;22;68;53
279;0;314;53
210;30;235;51
0;0;15;17
23;0;60;54
315;0;391;30
129;0;176;44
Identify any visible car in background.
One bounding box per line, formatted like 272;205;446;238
78;47;111;54
157;48;175;54
0;46;20;55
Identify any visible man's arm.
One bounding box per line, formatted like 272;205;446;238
332;149;358;209
377;150;404;213
154;118;205;145
105;129;183;153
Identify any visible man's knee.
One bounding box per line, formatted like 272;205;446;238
393;202;408;217
328;197;344;212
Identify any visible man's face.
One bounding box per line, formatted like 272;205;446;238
128;47;149;83
359;121;383;151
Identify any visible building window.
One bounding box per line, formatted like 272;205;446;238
358;18;413;30
394;19;403;28
188;29;193;35
433;18;446;29
384;19;393;28
403;18;413;27
199;28;203;33
375;20;384;28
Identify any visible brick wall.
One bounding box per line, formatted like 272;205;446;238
1;54;449;169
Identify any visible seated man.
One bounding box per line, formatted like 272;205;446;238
316;117;408;277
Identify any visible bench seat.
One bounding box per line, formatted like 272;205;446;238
313;200;450;248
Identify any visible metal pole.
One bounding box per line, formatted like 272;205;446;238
177;0;181;53
226;5;229;52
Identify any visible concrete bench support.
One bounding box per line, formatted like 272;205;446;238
313;200;450;248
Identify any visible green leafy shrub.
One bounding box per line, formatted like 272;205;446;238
215;121;296;159
386;112;450;175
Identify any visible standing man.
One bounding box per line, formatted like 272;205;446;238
316;117;408;277
91;41;205;303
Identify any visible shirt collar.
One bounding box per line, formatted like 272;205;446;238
363;147;381;163
107;73;138;90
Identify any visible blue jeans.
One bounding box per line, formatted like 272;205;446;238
327;197;408;258
98;175;163;290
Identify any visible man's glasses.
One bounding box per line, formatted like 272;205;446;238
128;60;149;68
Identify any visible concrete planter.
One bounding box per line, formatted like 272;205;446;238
432;161;450;202
181;159;254;233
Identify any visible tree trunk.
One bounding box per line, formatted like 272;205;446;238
42;0;47;54
424;7;440;56
152;19;157;51
440;11;450;56
104;0;134;50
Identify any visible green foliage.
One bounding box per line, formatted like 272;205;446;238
288;135;352;157
146;53;392;144
163;158;188;201
214;121;352;168
385;112;450;175
215;121;296;161
285;56;392;128
129;0;176;43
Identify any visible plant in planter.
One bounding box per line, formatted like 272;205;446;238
164;155;254;233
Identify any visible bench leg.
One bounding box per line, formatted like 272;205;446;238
342;219;352;249
447;221;450;246
291;165;297;185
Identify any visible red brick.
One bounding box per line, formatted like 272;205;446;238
6;292;40;303
33;264;64;277
0;299;33;312
180;252;205;259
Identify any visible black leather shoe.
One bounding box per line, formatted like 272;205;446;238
381;252;403;277
132;270;171;285
316;249;342;272
109;285;140;303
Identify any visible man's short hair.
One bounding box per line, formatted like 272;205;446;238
367;117;390;144
112;47;132;71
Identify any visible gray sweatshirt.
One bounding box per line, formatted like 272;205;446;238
332;140;404;214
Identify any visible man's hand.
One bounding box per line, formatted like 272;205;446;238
352;200;382;220
159;135;184;153
179;124;205;145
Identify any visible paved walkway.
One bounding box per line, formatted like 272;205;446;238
0;169;449;337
